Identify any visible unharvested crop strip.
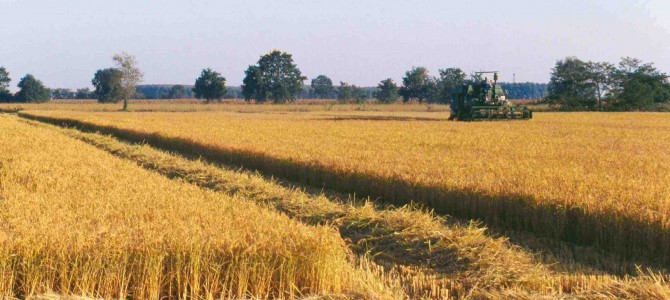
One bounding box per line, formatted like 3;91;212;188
19;112;670;268
0;116;371;299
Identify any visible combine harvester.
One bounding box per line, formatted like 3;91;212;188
449;71;532;121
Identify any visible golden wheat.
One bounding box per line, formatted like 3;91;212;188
0;115;368;299
20;114;670;299
19;110;670;267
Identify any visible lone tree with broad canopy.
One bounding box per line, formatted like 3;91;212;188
193;68;227;102
15;74;50;103
311;75;334;99
374;78;399;103
92;68;124;103
241;50;306;103
112;52;143;111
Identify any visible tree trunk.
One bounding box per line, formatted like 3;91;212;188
122;98;128;111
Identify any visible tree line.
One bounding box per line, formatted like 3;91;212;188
3;51;667;112
546;57;670;111
1;50;548;107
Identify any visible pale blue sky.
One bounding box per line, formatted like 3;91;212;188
1;0;669;90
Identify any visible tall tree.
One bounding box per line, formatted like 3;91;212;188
0;67;11;102
193;68;227;103
546;57;596;110
241;50;306;103
15;74;50;103
311;75;334;99
432;68;466;103
92;68;124;103
399;67;433;103
587;61;616;111
0;67;10;90
609;57;670;110
241;65;262;102
546;56;670;111
112;52;143;111
374;78;399;104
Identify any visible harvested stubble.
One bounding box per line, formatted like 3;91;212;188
19;111;670;267
0;116;372;299
27;117;670;299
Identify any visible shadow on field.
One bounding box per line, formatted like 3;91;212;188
19;112;670;271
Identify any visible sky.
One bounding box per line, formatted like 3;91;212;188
1;0;669;91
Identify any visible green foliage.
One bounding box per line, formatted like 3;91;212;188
311;75;334;99
241;50;306;103
374;78;399;103
193;69;227;103
92;68;124;103
546;57;598;110
431;68;466;103
608;58;670;111
399;67;433;103
0;67;12;102
547;56;670;111
15;74;50;103
0;67;10;91
75;88;95;99
50;88;75;99
166;85;189;99
587;61;616;111
0;90;12;102
337;82;367;104
242;65;262;102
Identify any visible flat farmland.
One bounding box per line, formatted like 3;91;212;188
20;110;670;266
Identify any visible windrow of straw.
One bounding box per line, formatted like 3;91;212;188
18;111;670;268
0;116;367;299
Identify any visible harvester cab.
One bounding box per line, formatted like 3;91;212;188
449;71;532;121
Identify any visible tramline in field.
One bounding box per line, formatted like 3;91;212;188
449;71;533;121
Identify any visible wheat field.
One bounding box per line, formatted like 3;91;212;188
0;115;375;299
19;110;670;267
4;104;670;298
